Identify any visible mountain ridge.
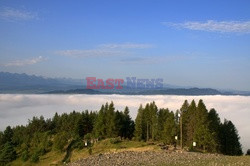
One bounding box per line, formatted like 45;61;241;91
0;72;249;96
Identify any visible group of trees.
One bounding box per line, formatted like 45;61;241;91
93;102;134;139
134;100;242;155
0;100;243;164
135;102;176;144
180;100;242;155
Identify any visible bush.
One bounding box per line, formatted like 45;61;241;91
21;150;29;162
247;149;250;155
30;152;39;163
84;133;92;141
110;137;121;144
72;140;84;150
0;142;17;164
53;132;69;152
88;147;92;155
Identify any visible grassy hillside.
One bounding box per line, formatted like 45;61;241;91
10;139;250;166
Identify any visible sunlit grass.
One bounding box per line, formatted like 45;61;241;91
11;139;250;166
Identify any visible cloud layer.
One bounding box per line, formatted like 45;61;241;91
55;49;126;58
55;43;153;58
4;56;45;67
0;94;249;153
0;7;37;21
99;43;154;49
164;20;250;33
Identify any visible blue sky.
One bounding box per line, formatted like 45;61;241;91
0;0;250;91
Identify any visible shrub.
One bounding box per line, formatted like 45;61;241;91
30;152;39;163
88;147;92;155
21;150;29;162
72;140;84;150
110;137;121;144
247;149;250;155
53;132;69;152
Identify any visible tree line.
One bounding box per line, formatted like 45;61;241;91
0;100;243;164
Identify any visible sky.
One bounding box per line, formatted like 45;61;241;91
0;0;250;91
0;94;250;153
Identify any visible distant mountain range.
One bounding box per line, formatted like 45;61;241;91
0;72;249;96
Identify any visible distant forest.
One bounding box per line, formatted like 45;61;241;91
0;100;243;164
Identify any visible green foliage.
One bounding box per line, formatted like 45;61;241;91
75;117;84;138
88;147;92;155
193;100;217;152
93;105;106;138
134;102;158;141
53;132;69;152
84;133;92;140
21;150;29;162
135;105;144;141
163;111;176;144
0;100;243;165
0;142;16;164
219;120;243;155
30;151;39;163
2;126;13;145
110;137;122;144
246;149;250;155
185;100;197;147
93;102;134;140
72;140;84;150
30;132;52;156
208;108;221;152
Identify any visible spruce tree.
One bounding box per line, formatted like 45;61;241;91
123;106;134;139
93;105;106;138
135;105;144;141
106;102;116;137
185;100;196;147
194;100;216;152
0;142;17;164
180;100;189;147
163;111;176;144
219;120;243;155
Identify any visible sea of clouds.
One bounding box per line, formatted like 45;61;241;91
0;94;249;153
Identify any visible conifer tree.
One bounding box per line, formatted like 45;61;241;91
135;105;144;140
219;120;243;155
163;111;176;144
106;102;116;137
0;142;17;164
123;106;134;139
93;105;106;138
185;100;197;147
180;100;189;146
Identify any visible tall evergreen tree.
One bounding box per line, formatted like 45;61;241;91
163;111;176;144
208;108;221;152
122;106;134;139
2;126;13;145
157;108;169;140
194;100;216;152
150;102;158;140
180;100;189;147
93;105;106;138
185;100;197;147
106;102;116;137
114;110;124;137
219;119;243;155
135;105;144;141
0;142;17;164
